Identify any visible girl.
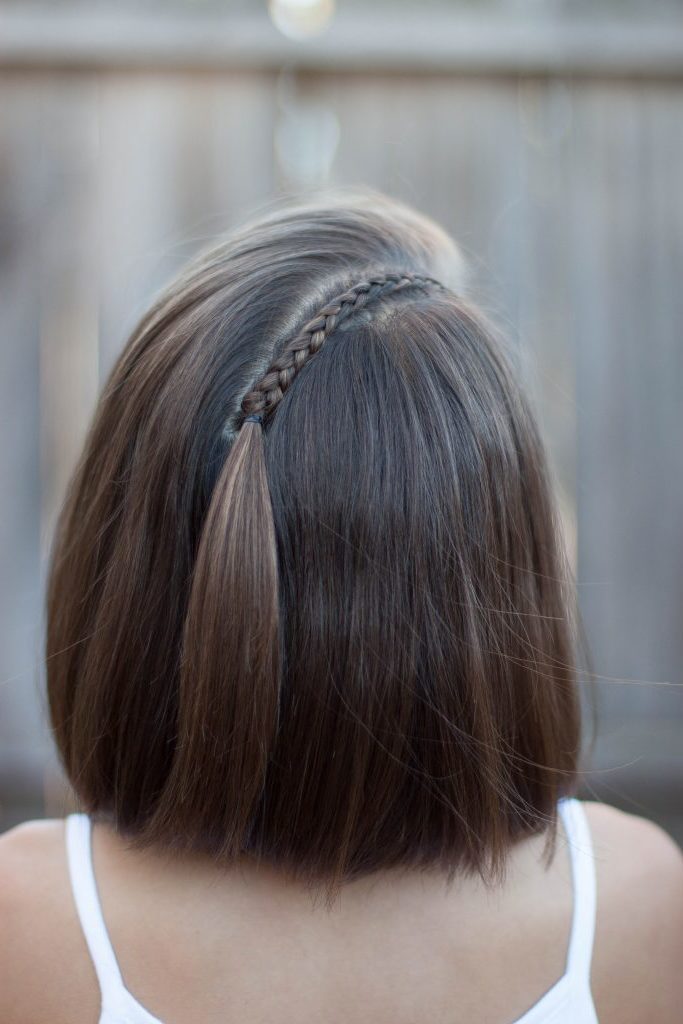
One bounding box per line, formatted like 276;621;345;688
1;188;681;1024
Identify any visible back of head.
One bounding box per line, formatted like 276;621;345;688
45;187;582;900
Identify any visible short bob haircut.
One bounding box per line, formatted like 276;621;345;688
46;187;588;900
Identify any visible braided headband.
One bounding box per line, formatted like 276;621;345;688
239;271;444;428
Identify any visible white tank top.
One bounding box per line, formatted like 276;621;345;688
65;796;599;1024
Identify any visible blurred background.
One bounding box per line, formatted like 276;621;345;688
1;0;682;840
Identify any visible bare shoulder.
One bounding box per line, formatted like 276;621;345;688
0;815;65;860
583;799;683;912
580;800;683;1024
0;817;67;919
583;799;683;865
0;818;97;1024
0;821;68;1007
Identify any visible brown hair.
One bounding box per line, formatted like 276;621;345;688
45;187;586;900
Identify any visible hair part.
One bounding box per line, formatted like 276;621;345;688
46;187;585;903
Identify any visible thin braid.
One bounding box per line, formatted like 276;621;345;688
240;271;444;420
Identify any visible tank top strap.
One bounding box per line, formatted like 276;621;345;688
65;813;126;1010
557;797;597;984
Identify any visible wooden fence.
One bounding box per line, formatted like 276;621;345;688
1;8;681;836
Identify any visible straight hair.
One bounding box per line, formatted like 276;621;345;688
46;187;586;902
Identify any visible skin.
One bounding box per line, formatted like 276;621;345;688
0;801;681;1024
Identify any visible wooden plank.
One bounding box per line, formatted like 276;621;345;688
568;81;683;770
1;11;683;78
0;76;52;825
95;70;276;377
38;75;101;553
